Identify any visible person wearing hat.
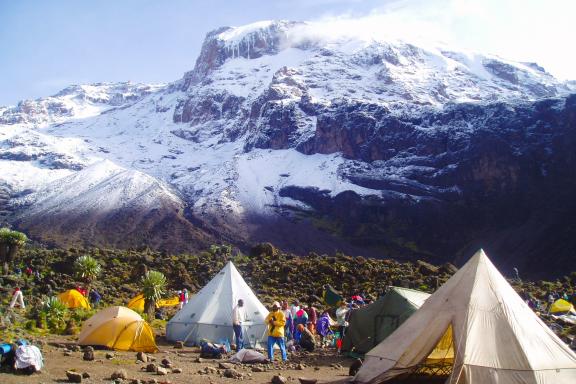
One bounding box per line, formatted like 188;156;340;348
265;301;287;361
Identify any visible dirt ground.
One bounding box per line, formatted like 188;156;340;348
0;335;355;384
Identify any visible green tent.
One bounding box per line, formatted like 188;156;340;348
342;287;430;354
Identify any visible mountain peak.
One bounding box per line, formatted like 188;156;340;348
0;81;164;126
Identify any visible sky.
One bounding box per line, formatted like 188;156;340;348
0;0;575;106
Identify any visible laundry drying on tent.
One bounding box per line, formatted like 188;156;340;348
78;306;158;352
127;293;180;312
353;249;576;384
166;261;269;348
57;289;91;309
342;287;429;355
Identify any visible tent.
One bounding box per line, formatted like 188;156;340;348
550;299;576;315
354;249;576;384
57;289;90;309
323;284;344;307
166;261;269;348
342;287;430;354
78;306;158;352
127;293;180;312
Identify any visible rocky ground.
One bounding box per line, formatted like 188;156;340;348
0;334;353;384
0;243;574;383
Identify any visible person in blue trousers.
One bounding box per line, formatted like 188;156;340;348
265;301;287;361
232;299;246;350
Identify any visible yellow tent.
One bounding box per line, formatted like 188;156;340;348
57;289;91;309
127;294;146;312
127;293;180;312
78;306;158;352
550;299;576;314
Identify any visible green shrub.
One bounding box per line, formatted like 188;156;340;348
42;297;69;332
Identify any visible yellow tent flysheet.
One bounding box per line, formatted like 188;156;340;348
550;299;576;314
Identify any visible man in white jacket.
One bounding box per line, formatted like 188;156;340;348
232;299;246;350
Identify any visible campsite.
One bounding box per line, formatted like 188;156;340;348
1;243;575;383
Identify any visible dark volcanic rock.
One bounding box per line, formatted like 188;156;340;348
273;95;576;277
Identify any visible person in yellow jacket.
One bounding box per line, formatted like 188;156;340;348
265;301;287;361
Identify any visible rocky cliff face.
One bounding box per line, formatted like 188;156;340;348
1;21;575;277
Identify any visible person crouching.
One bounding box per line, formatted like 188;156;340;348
297;324;316;352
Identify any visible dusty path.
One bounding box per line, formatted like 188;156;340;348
0;335;354;384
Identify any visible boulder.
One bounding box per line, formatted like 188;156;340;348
145;363;158;372
66;370;83;383
439;262;458;275
223;368;243;379
82;349;94;361
417;260;439;276
136;351;148;363
250;243;277;258
111;369;128;380
272;375;288;384
157;366;168;375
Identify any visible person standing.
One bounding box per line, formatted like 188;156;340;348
316;310;333;346
89;289;102;307
265;301;287;362
290;300;300;319
232;299;246;350
9;287;25;309
336;301;349;338
178;290;184;309
304;301;317;334
281;301;293;340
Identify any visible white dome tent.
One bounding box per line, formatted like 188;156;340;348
166;261;269;348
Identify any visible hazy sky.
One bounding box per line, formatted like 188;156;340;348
1;0;574;106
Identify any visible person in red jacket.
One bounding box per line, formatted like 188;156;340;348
304;302;317;334
76;286;87;297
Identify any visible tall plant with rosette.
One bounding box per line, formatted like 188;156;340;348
141;270;166;320
74;255;101;298
0;228;27;274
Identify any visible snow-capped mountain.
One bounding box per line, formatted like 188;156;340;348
1;20;575;277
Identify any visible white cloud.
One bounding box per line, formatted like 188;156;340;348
301;0;576;80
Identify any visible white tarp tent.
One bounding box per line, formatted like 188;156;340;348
166;261;269;348
354;249;576;384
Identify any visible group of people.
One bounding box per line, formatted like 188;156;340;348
177;288;189;309
232;295;368;362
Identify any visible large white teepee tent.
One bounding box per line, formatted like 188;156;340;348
166;261;269;348
354;249;576;384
